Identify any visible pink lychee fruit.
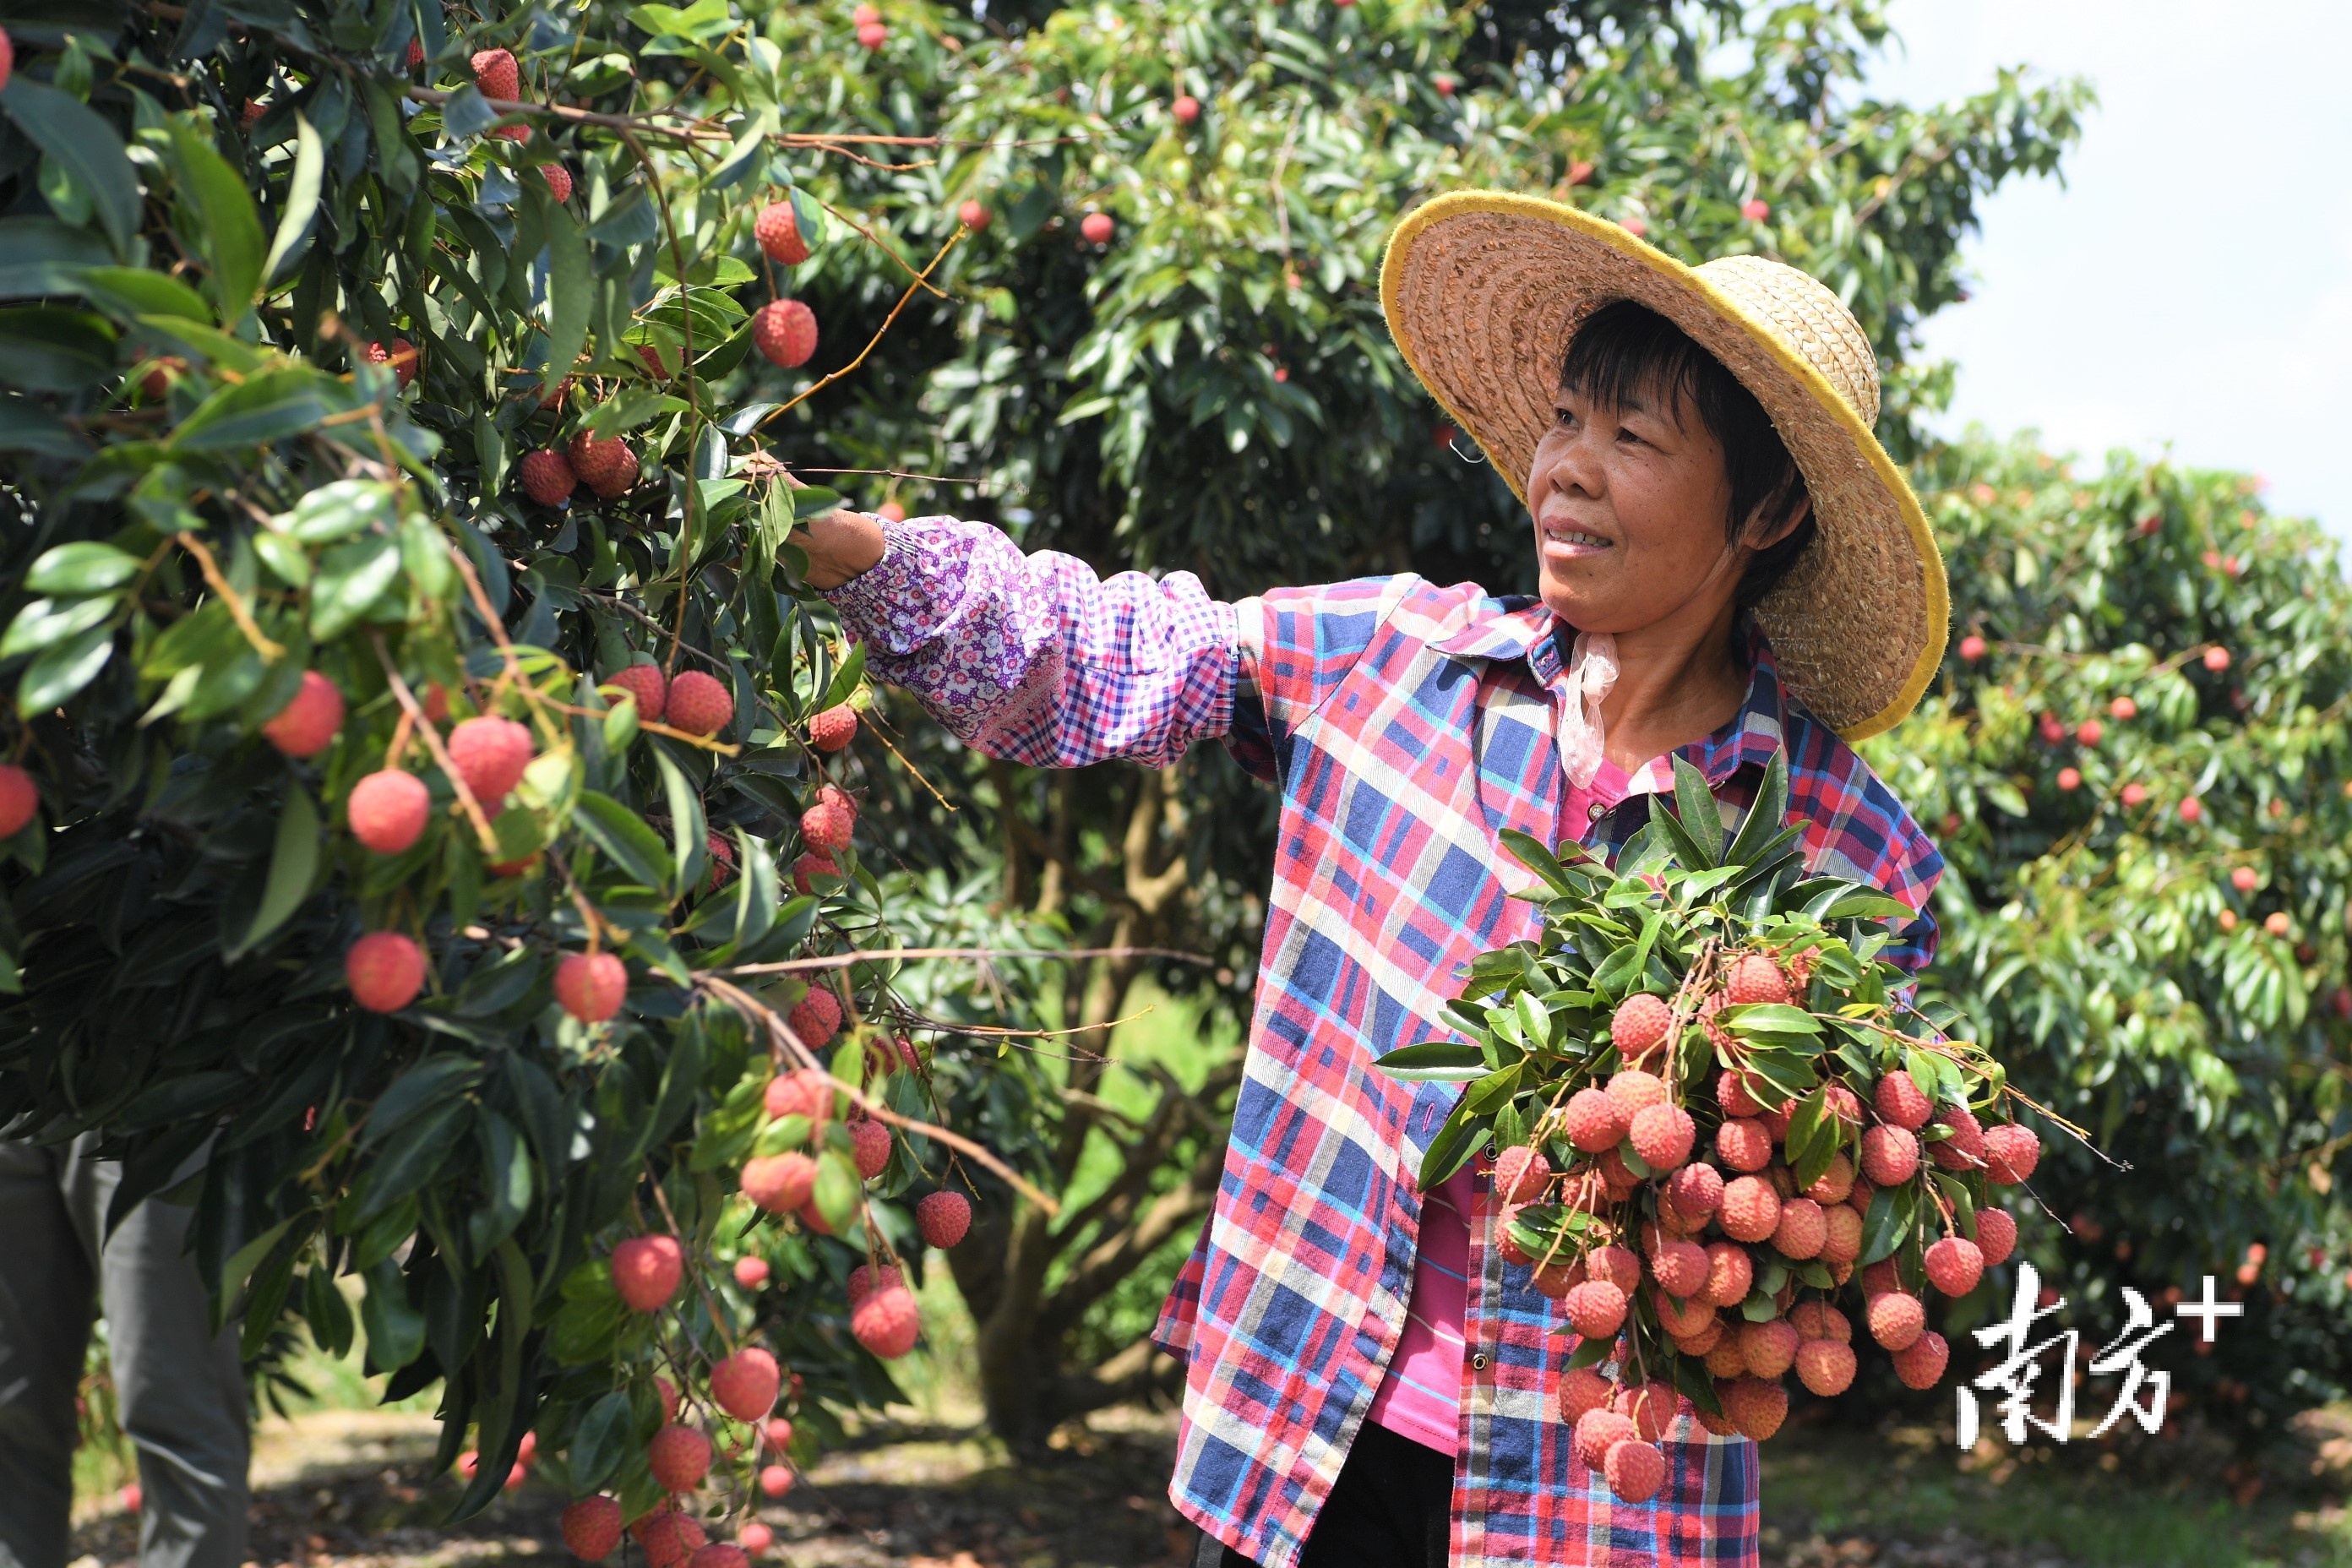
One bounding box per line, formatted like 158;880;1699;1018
1873;1072;1932;1130
554;951;628;1023
611;1234;684;1312
710;1348;781;1422
849;1119;890;1179
603;663;667;722
765;1068;835;1123
1605;1069;1667;1113
740;1152;818;1215
788;984;842;1048
1701;1242;1754;1308
1718;1176;1781;1243
1924;1235;1984;1297
1892;1329;1949;1390
1983;1123;2040;1184
1860;1124;1919;1186
1558;1365;1613;1424
1737;1318;1799;1380
1717;1118;1772;1173
666;670;735;738
0;765;35;838
561;1495;623;1560
646;1424;712;1492
350;770;431;855
447;716;534;806
1867;1291;1925;1351
852;1283;921;1358
520;448;576;505
1610;992;1673;1062
753;299;819;368
809;704;858;750
1494;1145;1549;1203
347;932;427;1012
1974;1207;2018;1266
755;202;810;265
734;1255;770;1288
1565;1279;1628;1338
1605;1438;1666;1503
1666;1162;1723;1222
917;1190;972;1249
1722;1376;1788;1440
264;670;346;757
1572;1407;1637;1469
1563;1088;1626;1152
1629;1102;1696;1171
1795;1338;1856;1396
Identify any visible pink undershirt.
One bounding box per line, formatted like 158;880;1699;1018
1368;758;1632;1456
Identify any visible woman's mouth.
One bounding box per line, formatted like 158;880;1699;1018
1541;522;1614;558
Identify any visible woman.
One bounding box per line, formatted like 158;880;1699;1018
796;194;1946;1568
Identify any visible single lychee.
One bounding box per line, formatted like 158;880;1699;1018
755;202;810;265
264;670;346;757
1721;1376;1788;1440
1983;1123;2039;1184
688;1547;748;1568
554;951;628;1023
1605;1069;1667;1114
1823;1084;1864;1132
1726;952;1792;1006
1805;1152;1855;1206
1172;94;1200;124
740;1152;818;1214
1872;1072;1932;1130
1609;993;1673;1062
1924;1235;1984;1297
1564;1278;1628;1338
1957;634;1987;661
1588;1244;1642;1295
1494;1145;1549;1203
733;1255;770;1288
2179;795;2204;823
1794;1338;1856;1396
561;1495;623;1560
801;797;854;853
365;338;422;387
848;1119;890;1179
611;1234;684;1312
1930;1105;1985;1172
765;1068;835;1123
1819;1204;1864;1265
1562;1088;1626;1152
1701;1242;1753;1308
1648;1237;1710;1298
759;1464;794;1498
0;765;35;838
1572;1407;1637;1469
1673;1316;1725;1357
1762;1099;1796;1141
1718;1176;1781;1244
753;299;819;368
471;46;519;99
788;985;842;1048
1717;1070;1766;1118
857;19;887;46
1081;212;1114;244
917;1189;972;1249
542;164;573;204
957;199;990;231
710;1347;781;1422
447;716;534;806
647;1424;712;1493
637;1511;705;1568
1860;1124;1919;1186
1604;1438;1666;1503
1974;1206;2018;1266
1629;1102;1696;1172
739;1522;775;1557
603;663;667;723
1558;1365;1613;1424
1867;1291;1925;1351
347;932;427;1012
847;1261;903;1309
1737;1318;1799;1380
1666;1162;1723;1222
1716;1118;1772;1173
762;1417;793;1452
1892;1330;1949;1390
792;852;839;893
1652;1287;1714;1339
1740;198;1771;221
1788;1301;1850;1343
667;670;734;738
350;770;431;855
808;704;858;751
1494;1205;1533;1266
568;430;638;498
852;1284;921;1358
520;449;576;505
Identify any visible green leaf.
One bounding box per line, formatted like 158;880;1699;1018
309;534;403;640
361;1259;427;1371
285;479;396;543
540;196;591;399
1415;1097;1491;1191
167;118;266;317
654;747;706;896
0;306;117;392
0;79;142;256
262;116;325;288
361;1056;484;1149
26;542;143;595
728;826;776;947
1670;754;1722;867
351;1099;466;1220
16;625;114;712
1822;890;1914;922
573;792;676;893
569;1391;634;1490
0;216;110;298
1720;747;1790;870
1859;1182;1913;1266
80;266;213;324
1496;827;1583;896
0;595;118;659
226;783;318;959
1372;1040;1489;1083
172;367;339;450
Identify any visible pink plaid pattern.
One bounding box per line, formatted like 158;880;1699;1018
826;517;1945;1568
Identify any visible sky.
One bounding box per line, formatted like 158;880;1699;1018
1861;1;2352;540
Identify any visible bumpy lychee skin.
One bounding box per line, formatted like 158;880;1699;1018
787;984;841;1048
1565;1279;1629;1338
1666;1162;1723;1222
710;1347;781;1422
1573;1407;1638;1469
447;716;534;805
689;1546;748;1568
917;1189;972;1249
1929;1104;1986;1172
1737;1318;1799;1380
1605;1438;1667;1503
1725;951;1793;1006
800;797;854;853
1859;1124;1918;1187
847;1262;903;1310
1672;1316;1724;1357
808;703;859;751
1717;1118;1773;1173
1563;1087;1626;1152
1629;1102;1696;1172
1494;1206;1533;1267
755;202;810;265
1721;1375;1788;1440
1649;1237;1710;1298
1974;1206;2018;1266
1860;1259;1903;1298
753;299;819;368
542;164;573;204
1652;1288;1714;1339
347;932;427;1012
1867;1290;1925;1351
765;1066;834;1123
1983;1123;2040;1184
637;1511;705;1568
0;765;36;838
561;1495;623;1560
1892;1329;1951;1390
1701;1241;1754;1308
568;430;639;498
554;950;628;1023
364;338;422;387
471;46;520;100
264;670;346;757
791;852;839;894
1772;1197;1827;1260
520;448;575;505
1924;1235;1984;1297
1532;1257;1583;1298
852;1283;922;1358
1610;992;1674;1062
1873;1072;1933;1130
350;770;431;855
612;1234;684;1312
1805;1152;1856;1206
1789;1301;1850;1343
1494;1144;1550;1203
1588;1244;1642;1295
1818;1203;1864;1265
1605;1069;1668;1113
647;1424;712;1492
1717;1069;1766;1118
1823;1083;1864;1132
1795;1338;1857;1396
734;1255;770;1288
1558;1365;1613;1424
741;1152;817;1214
603;663;667;723
1718;1175;1782;1243
1705;1339;1748;1380
666;670;735;738
848;1119;890;1179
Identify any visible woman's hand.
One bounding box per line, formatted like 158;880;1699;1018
794;507;888;590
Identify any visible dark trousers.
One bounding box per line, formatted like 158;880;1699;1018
1196;1421;1453;1568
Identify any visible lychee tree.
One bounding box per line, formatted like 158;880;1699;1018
0;0;1021;1542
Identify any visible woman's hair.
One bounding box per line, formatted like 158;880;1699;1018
1558;299;1818;612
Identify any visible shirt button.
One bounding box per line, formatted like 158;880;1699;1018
1471;1353;1490;1372
1587;802;1607;823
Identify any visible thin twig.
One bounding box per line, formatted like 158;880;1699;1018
372;635;502;854
174;534;284;660
758;231;963;429
646;1168;739;1356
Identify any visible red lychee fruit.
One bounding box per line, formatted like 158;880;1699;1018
2203;645;2230;672
264;670;346;757
734;1255;770;1288
755;202;810;265
848;1119;890;1179
1930;1105;1985;1172
350;770;431;855
1701;1241;1753;1308
554;951;628;1023
647;1424;712;1493
1605;1070;1667;1115
1726;952;1792;1006
792;852;839;893
762;1416;793;1452
561;1494;623;1560
1494;1205;1534;1266
765;1067;835;1123
603;663;667;723
567;430;639;498
758;1464;794;1498
858;19;888;47
1564;1279;1629;1338
753;299;819;368
1823;1084;1864;1131
1873;1071;1932;1130
1924;1235;1984;1297
710;1348;781;1422
662;670;732;738
1718;1176;1780;1242
1740;198;1771;221
637;1511;705;1568
1772;1197;1827;1260
1717;1118;1772;1173
1737;1318;1799;1380
917;1189;972;1249
1562;1088;1626;1152
740;1152;818;1214
1722;1376;1788;1440
1795;1337;1856;1396
2056;766;2082;792
1169;93;1201;124
471;46;519;100
347;932;427;1012
1572;1407;1637;1469
1673;1316;1725;1357
1081;212;1114;244
1604;1438;1666;1503
847;1262;903;1309
1558;1366;1613;1424
808;703;858;751
2179;795;2204;823
1494;1145;1549;1203
1819;1204;1864;1265
1805;1152;1856;1206
1629;1102;1696;1172
1892;1329;1949;1390
447;716;534;806
1649;1237;1710;1298
1761;1099;1796;1141
852;1283;921;1358
689;1547;748;1568
520;448;576;505
1867;1291;1925;1351
1609;992;1673;1062
611;1234;684;1312
1666;1162;1723;1222
1957;634;1987;662
0;765;35;838
738;1522;775;1556
542;164;573;204
801;797;854;853
957;199;990;231
1974;1206;2017;1266
1860;1259;1903;1298
1588;1244;1642;1295
1860;1124;1919;1186
1789;1301;1849;1343
365;338;422;387
1983;1123;2040;1184
1532;1256;1583;1297
788;984;842;1048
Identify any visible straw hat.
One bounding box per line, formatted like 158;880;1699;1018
1380;190;1947;741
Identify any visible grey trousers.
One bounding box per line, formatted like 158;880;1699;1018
0;1135;249;1568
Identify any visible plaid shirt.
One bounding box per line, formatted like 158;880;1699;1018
827;519;1944;1568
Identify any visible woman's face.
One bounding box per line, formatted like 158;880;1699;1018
1527;380;1754;636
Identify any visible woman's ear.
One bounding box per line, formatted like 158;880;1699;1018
1741;492;1813;553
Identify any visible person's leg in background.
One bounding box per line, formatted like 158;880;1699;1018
58;1135;251;1568
0;1138;98;1568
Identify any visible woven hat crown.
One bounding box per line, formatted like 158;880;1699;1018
1694;255;1880;426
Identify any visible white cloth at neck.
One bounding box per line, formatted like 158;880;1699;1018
1557;630;1620;788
